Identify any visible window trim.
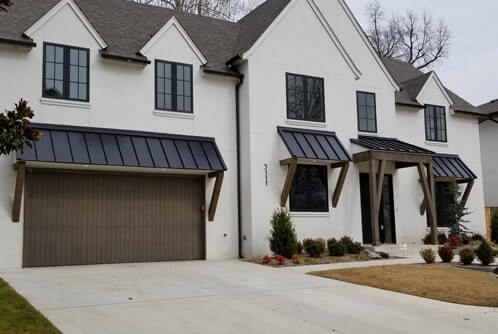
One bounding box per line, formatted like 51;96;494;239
155;59;194;114
289;164;329;213
42;42;90;103
286;72;326;123
356;91;377;133
424;104;447;143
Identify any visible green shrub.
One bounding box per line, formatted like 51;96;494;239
327;238;347;256
348;242;364;255
304;239;325;258
470;233;485;242
420;248;436;264
437;245;454;263
475;241;495;266
422;232;447;245
379;252;390;259
459;248;474;265
340;236;354;252
494;267;498;275
296;241;303;255
492;212;498;244
268;208;297;259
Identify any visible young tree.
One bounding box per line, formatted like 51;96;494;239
441;182;470;237
0;0;12;12
0;100;41;156
131;0;260;21
365;1;451;70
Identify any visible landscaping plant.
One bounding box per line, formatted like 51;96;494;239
445;236;461;249
470;233;485;242
327;238;347;256
348;242;364;255
261;255;271;265
439;182;471;237
340;236;354;252
459;248;475;265
420;248;436;264
276;255;287;265
296;241;303;255
292;254;301;265
437;245;454;263
424;232;448;245
475;241;495;266
304;238;325;258
268;208;297;259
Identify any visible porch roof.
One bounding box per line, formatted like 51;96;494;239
433;154;477;182
350;136;434;154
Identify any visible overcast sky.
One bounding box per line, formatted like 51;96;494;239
345;0;498;106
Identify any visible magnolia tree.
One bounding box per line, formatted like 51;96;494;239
0;100;41;156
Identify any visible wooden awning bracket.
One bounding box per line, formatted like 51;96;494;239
417;162;438;244
208;171;224;222
280;158;298;207
12;162;26;223
420;179;475;216
331;162;350;208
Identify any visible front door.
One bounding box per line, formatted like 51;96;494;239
359;174;397;244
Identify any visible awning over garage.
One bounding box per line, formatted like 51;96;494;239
17;123;227;171
277;127;352;209
433;154;476;182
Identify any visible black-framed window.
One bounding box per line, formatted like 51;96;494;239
289;165;329;212
155;60;193;113
357;91;377;133
286;73;325;122
43;43;89;102
425;105;447;142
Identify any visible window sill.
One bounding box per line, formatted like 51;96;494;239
358;131;378;137
290;212;330;218
425;141;448;147
285;119;326;128
40;98;91;109
153;110;195;120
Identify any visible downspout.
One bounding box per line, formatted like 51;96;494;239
235;75;244;259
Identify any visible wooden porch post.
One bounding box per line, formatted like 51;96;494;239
208;172;224;222
369;159;381;246
12;162;26;223
418;163;438;244
280;159;298;207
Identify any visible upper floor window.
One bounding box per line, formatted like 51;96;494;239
357;91;377;133
425;105;447;142
155;60;193;113
289;165;328;212
43;43;89;102
286;73;325;122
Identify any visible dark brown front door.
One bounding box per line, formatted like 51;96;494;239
359;174;397;244
23;170;205;267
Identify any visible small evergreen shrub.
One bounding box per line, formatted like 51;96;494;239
268;208;297;259
348;242;364;255
437;245;454;263
475;241;495;266
327;238;347;256
459;248;474;265
420;248;436;264
296;241;303;255
422;232;447;245
494;267;498;275
304;239;325;258
340;236;354;252
471;233;485;242
492;212;498;244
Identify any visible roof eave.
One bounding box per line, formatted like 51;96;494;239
100;52;151;65
0;37;36;48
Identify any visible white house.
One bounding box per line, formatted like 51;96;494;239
478;99;498;236
0;0;487;268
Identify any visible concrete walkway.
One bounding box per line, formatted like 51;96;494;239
1;259;496;334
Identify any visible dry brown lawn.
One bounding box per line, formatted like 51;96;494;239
309;264;498;307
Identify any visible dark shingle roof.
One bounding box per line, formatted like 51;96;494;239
0;0;291;74
383;58;484;115
479;99;498;115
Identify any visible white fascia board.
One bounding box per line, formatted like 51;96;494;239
242;0;362;80
417;72;454;107
139;16;208;65
337;0;400;91
24;0;107;49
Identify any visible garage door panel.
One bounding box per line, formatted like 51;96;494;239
24;170;205;267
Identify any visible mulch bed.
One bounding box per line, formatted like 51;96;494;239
246;253;376;267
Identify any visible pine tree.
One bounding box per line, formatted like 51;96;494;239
442;182;470;236
268;208;297;259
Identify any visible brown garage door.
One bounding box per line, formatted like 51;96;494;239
23;170;205;267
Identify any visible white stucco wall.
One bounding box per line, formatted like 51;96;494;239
0;3;239;268
480;120;498;207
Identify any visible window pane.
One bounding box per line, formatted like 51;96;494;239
165;94;172;110
357;92;376;132
366;93;375;106
177;96;184;111
70;82;78;99
70;65;78;81
79;67;87;83
177;65;184;80
45;79;54;90
359;118;367;131
157;77;164;93
55;64;63;80
157;93;165;109
46;62;54;79
306;78;324;122
55;47;64;63
368;119;376;132
46;45;55;61
164;63;171;78
184;82;191;97
79;50;87;66
54;81;63;96
184;66;191;80
79;83;87;100
177;80;184;95
290;165;328;212
157;62;164;78
165;79;171;94
185;97;192;112
70;49;79;65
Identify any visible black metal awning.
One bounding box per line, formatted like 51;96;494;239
350;136;434;154
278;127;351;162
433;154;476;182
16;123;227;172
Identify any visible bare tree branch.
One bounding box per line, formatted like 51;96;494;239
0;0;12;12
131;0;261;21
365;1;451;70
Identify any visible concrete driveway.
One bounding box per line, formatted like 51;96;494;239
1;260;496;334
